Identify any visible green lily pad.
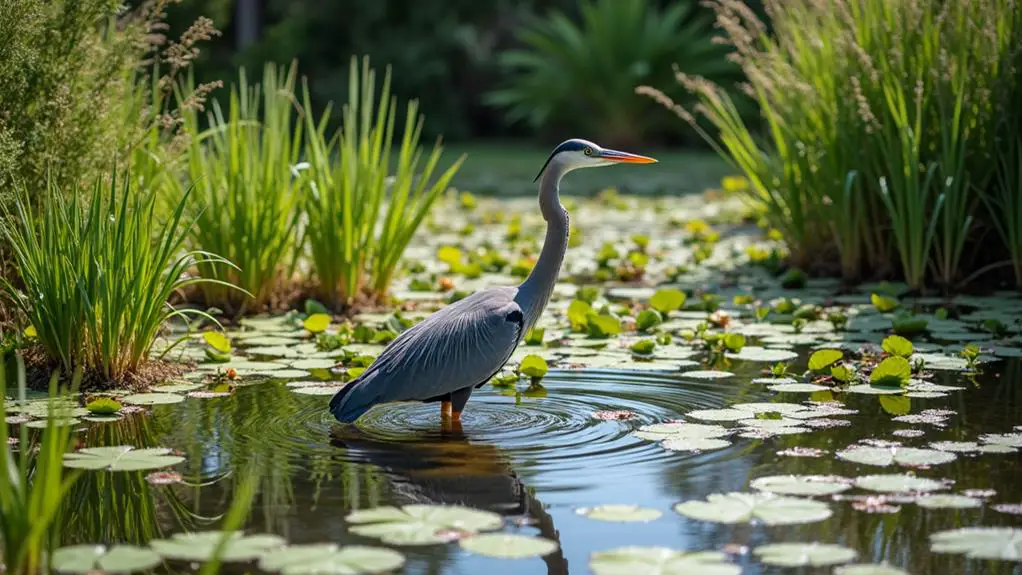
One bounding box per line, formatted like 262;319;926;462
289;358;336;370
256;544;405;574
121;393;185;406
980;433;1022;448
870;357;910;387
749;475;852;496
854;474;946;493
152;383;204;393
768;382;830;393
633;422;730;442
808;349;843;372
680;370;734;380
754;542;857;567
149;531;286;562
576;504;662;523
459;533;559;559
52;544;162;574
834;565;909;575
650;289;686;313
725;346;798;363
345;504;502;545
63;446;184;471
25;418;80;428
673;492;832;525
304;314;332;333
930;527;1022;560
915;494;982;509
729;402;807;415
662;437;733;451
519;355;549;378
589;547;740;575
836;446;956;467
684;408;753;422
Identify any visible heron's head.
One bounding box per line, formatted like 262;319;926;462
534;138;657;182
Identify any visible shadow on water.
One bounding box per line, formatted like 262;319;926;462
330;425;569;574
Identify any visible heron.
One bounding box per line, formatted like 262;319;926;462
329;139;657;425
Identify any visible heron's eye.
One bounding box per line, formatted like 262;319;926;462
584;147;593;156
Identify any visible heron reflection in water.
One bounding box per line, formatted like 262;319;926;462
331;425;569;574
330;139;656;426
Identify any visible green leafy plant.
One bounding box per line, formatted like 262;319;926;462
302;56;465;308
0;358;83;575
644;0;1022;289
175;61;304;314
489;0;735;145
1;174;232;381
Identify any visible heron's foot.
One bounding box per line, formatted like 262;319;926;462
441;400;452;419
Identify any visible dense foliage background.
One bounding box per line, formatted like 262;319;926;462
139;0;762;144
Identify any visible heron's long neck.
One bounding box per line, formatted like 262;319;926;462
518;166;569;332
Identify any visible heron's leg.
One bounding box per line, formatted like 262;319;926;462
441;399;452;419
450;387;473;422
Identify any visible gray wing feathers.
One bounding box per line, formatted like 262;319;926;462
332;287;522;420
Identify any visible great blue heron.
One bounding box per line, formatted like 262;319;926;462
329;139;657;424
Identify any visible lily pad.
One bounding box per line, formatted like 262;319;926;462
915;494;982;509
673;492;832;525
63;446;184;471
345;504;502;545
768;382;830;393
289;358;337;370
121;393;185;406
725;346;798;363
749;475;852;496
576;504;662;523
684;408;753;422
836;446;956;467
52;544;162;574
459;533;559;559
753;542;856;567
149;531;286;562
854;474;946;493
256;544;405;574
834;565;909;575
589;547;741;575
930;527;1022;560
679;370;734;380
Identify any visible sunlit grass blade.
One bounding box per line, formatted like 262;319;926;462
174;61;304;314
302;56;465;309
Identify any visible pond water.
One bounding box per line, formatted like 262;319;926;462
18;193;1022;574
60;348;1022;574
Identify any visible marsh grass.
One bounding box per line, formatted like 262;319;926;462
641;0;1022;289
176;62;304;314
1;174;233;382
302;56;465;309
0;357;81;574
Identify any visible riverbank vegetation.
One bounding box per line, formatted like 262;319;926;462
642;0;1022;291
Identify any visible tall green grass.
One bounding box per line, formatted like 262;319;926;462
176;62;304;314
1;174;232;380
0;358;81;574
642;0;1022;290
302;56;465;308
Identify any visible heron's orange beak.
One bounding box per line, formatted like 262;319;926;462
600;149;658;164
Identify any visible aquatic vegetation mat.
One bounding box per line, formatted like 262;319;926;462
10;191;1022;573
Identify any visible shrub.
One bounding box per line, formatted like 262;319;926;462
173;62;304;313
488;0;736;146
302;56;465;309
642;0;1022;289
0;173;232;381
